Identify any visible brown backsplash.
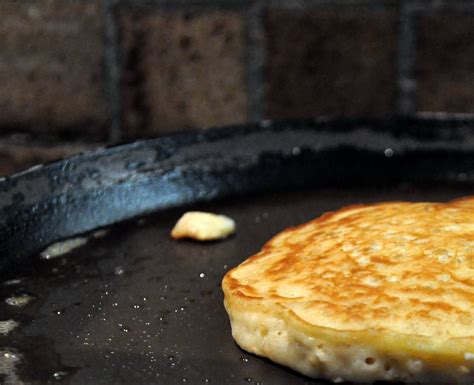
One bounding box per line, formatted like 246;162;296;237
120;8;248;138
1;0;474;175
417;13;474;113
0;0;107;138
265;8;397;118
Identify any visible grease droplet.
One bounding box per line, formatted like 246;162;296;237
5;294;33;307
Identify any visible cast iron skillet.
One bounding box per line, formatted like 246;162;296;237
1;117;474;385
2;116;474;275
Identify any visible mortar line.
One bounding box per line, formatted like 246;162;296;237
263;0;397;9
245;1;266;122
117;0;249;10
396;1;418;115
117;0;396;9
104;0;123;143
405;0;474;12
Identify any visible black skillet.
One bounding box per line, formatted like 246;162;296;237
0;117;474;385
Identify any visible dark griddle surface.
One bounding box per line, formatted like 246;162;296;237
1;185;472;385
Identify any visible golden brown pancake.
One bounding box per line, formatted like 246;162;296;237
222;197;474;384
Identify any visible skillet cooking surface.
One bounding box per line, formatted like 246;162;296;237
2;184;473;385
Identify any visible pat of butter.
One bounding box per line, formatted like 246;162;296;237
171;211;235;241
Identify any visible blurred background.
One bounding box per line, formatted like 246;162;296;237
1;0;473;176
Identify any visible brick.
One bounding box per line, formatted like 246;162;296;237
0;0;107;138
0;140;93;176
417;14;474;112
120;9;248;138
265;9;397;119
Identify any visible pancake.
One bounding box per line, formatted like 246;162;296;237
222;197;474;384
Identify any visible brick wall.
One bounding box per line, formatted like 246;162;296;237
1;0;474;175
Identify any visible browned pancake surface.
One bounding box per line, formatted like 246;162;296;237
224;198;474;354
